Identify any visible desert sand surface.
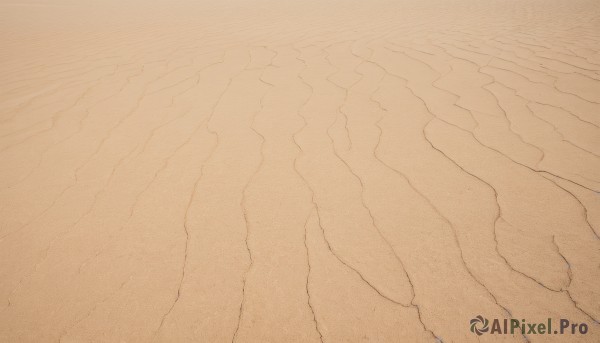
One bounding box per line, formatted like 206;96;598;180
1;0;600;342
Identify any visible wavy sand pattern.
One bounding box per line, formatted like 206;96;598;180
1;0;599;342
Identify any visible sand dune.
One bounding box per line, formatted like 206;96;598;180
1;0;599;341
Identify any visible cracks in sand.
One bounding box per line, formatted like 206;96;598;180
359;45;529;342
0;63;117;125
293;43;444;342
539;172;600;239
1;80;75;123
150;52;249;341
66;50;202;186
385;42;546;170
0;63;151;242
292;46;414;341
423;117;600;322
323;41;357;151
302;209;324;343
91;56;227;234
499;36;600;78
503;79;600;159
412;68;599;320
13;55;228;296
2;64;143;212
152;166;195;341
393;56;600;322
2;142;140;312
386;40;546;183
290;46;329;343
552;236;600;324
483;82;546;167
552;236;573;291
398;42;600;209
0;65;118;154
57;275;135;343
480;64;600;133
231;58;274;343
381;43;478;131
323;48;414;294
9;101;142;276
0;78;98;142
444;37;600;103
483;84;600;239
364;42;540;342
421;121;534;342
132;59;223;160
432;42;600;141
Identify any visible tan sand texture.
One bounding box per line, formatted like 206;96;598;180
1;0;600;341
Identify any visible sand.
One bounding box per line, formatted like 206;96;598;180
1;0;599;341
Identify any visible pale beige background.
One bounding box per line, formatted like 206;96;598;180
1;0;599;342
